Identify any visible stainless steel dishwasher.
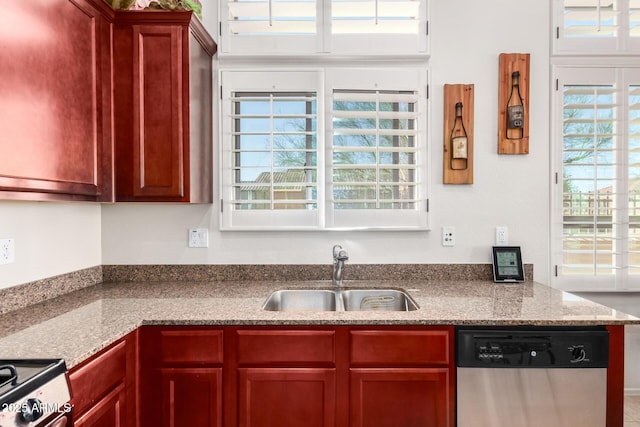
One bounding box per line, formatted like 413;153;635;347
456;327;609;427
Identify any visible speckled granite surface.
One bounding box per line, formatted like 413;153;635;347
1;263;533;315
102;263;534;282
0;266;102;315
0;278;637;369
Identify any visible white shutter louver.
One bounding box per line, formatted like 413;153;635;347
561;83;619;277
331;0;421;34
230;92;318;211
331;90;419;210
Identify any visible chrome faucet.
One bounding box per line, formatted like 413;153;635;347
332;244;349;287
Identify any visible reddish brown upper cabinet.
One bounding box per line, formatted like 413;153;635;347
113;11;216;202
0;0;115;202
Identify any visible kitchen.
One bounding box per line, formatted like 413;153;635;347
2;0;640;426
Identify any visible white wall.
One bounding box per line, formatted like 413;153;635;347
101;0;552;284
0;201;102;289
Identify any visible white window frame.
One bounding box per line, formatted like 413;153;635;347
551;65;640;290
218;0;429;56
219;68;430;231
552;0;640;55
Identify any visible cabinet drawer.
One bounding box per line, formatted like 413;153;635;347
237;330;335;365
69;340;127;415
350;330;450;366
159;330;224;364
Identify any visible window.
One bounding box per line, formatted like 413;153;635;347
553;0;640;53
219;0;428;54
551;67;640;289
220;69;429;230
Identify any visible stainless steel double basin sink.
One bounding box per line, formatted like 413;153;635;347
262;288;419;312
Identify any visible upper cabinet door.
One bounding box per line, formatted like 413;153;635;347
113;12;216;203
0;0;114;202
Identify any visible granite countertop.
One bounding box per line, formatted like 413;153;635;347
0;279;638;368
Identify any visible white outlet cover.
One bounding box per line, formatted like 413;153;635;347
0;238;15;265
496;226;509;246
188;229;209;248
442;226;455;247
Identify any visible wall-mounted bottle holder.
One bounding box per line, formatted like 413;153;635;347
498;53;530;154
443;84;474;184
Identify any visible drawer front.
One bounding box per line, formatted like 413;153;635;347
69;339;127;415
350;330;450;366
159;330;224;364
237;330;335;365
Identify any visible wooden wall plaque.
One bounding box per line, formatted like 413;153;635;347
443;84;474;185
498;53;530;154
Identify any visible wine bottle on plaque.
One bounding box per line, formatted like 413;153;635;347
450;102;468;170
506;71;524;140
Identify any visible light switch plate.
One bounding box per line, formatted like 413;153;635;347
188;229;209;248
0;238;15;264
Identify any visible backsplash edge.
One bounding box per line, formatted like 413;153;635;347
0;266;103;316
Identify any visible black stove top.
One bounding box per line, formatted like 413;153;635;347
0;359;67;408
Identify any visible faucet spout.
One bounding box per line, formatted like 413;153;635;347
332;245;349;287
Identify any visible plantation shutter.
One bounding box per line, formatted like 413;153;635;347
220;71;322;230
221;0;321;53
552;0;640;53
326;69;428;229
553;67;640;290
328;0;428;53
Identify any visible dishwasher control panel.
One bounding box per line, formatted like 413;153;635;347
456;327;609;368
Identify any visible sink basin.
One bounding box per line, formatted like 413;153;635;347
341;289;419;311
262;289;337;311
262;288;419;312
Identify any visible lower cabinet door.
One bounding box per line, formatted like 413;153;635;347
349;368;450;427
73;383;126;427
237;368;336;427
159;368;222;427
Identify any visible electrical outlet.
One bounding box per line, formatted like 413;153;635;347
188;229;209;248
442;226;455;247
0;238;15;265
496;226;508;246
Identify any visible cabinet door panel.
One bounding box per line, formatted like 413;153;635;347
0;0;113;201
69;340;127;416
159;329;224;364
160;368;222;427
238;368;335;427
349;368;450;427
237;330;335;365
350;330;450;366
74;383;126;427
132;25;184;198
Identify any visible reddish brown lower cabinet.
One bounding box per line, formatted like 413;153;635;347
348;329;454;427
73;384;126;427
349;368;449;427
139;327;224;427
68;331;137;427
238;368;336;427
158;368;223;427
138;326;454;427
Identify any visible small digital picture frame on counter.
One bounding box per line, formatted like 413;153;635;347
492;246;525;283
